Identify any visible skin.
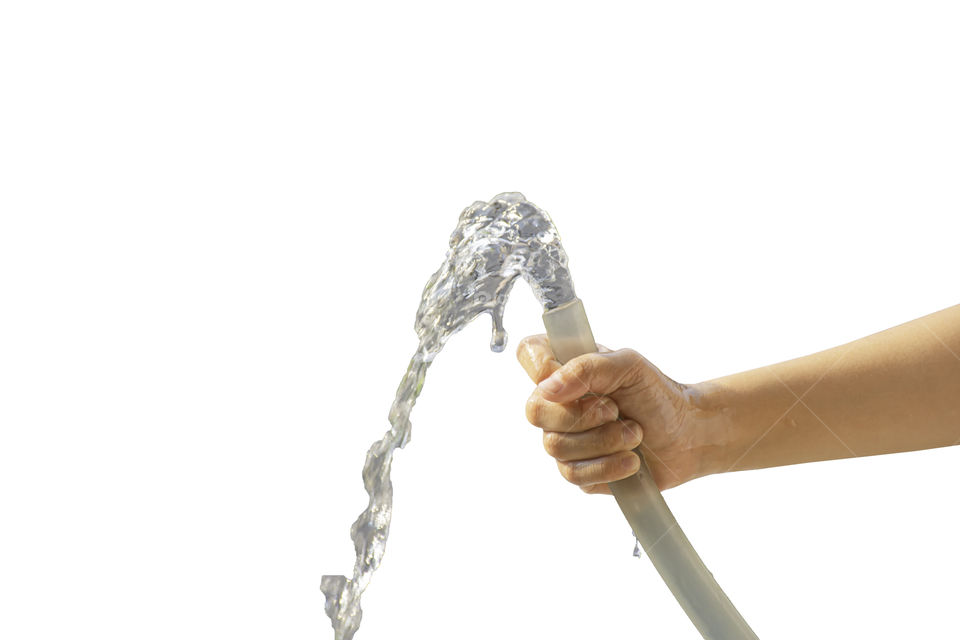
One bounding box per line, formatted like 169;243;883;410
517;304;960;494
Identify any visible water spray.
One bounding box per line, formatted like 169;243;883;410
323;193;757;639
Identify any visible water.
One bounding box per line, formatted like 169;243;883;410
321;193;578;639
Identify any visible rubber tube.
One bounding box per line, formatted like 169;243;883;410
542;298;758;640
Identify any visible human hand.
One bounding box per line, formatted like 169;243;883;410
516;335;713;494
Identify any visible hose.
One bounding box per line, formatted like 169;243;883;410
542;298;758;640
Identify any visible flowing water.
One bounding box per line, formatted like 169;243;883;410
321;193;578;639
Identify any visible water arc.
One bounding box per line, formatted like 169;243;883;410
322;193;756;639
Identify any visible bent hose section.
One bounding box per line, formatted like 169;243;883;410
542;298;758;640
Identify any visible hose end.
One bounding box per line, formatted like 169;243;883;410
542;298;598;364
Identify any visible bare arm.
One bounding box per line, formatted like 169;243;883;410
696;304;960;475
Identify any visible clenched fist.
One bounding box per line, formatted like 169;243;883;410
516;335;713;494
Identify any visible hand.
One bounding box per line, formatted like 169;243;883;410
516;335;712;494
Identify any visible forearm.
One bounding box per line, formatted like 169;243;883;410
693;305;960;475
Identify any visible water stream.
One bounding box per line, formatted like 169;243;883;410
321;193;577;639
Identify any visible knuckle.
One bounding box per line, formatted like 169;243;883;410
617;348;643;370
536;361;554;383
562;459;597;486
594;454;635;483
582;395;616;425
573;354;599;380
610;352;646;389
524;394;545;426
573;397;593;427
557;461;587;485
542;431;564;458
596;458;618;481
603;422;625;452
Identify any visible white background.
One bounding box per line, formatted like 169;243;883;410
2;1;959;638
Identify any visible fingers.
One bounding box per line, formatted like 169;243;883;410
542;419;643;461
515;334;615;383
516;334;561;384
518;334;646;495
557;450;641;487
525;392;618;433
537;349;647;404
581;483;612;495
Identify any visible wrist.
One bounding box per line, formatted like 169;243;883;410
683;380;741;479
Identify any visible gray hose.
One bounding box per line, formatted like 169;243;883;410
543;298;758;640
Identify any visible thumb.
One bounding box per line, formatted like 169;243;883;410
536;349;645;403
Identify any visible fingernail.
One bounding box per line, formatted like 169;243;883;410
622;422;642;447
622;452;640;471
538;375;563;395
598;398;619;421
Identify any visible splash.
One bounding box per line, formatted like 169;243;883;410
321;193;577;639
